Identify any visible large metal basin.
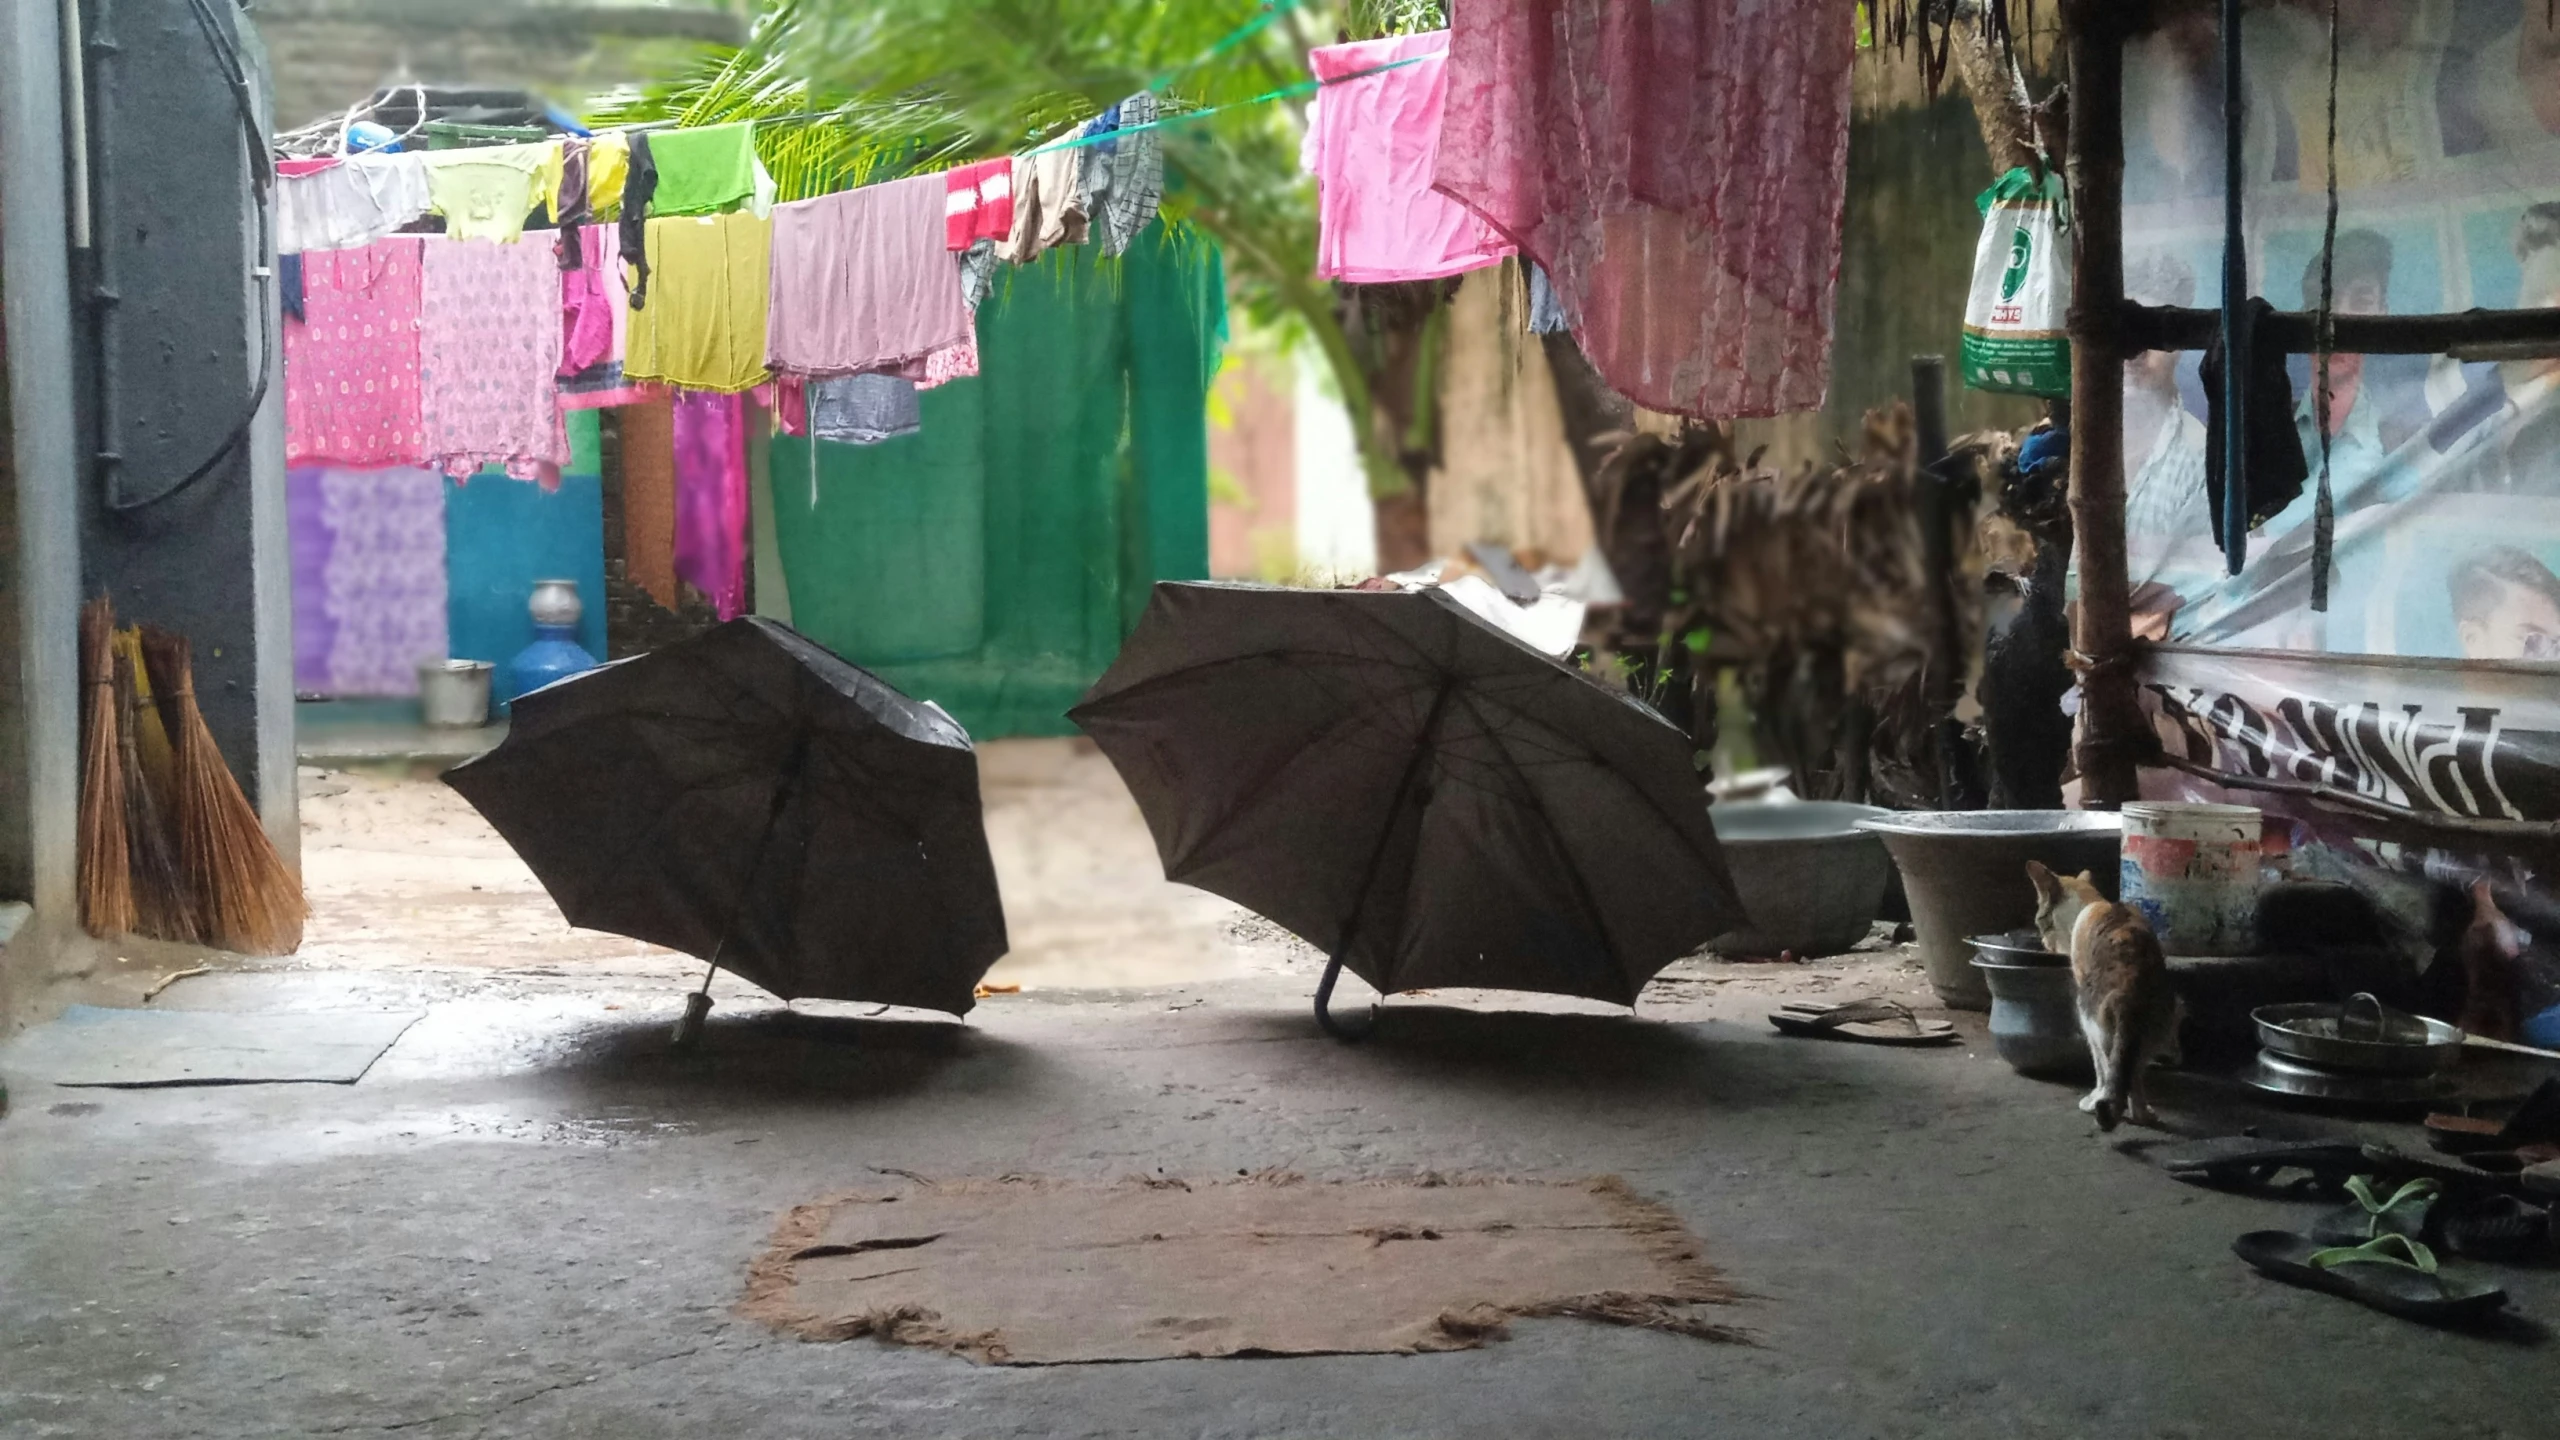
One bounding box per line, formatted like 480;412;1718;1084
1707;801;1892;958
1855;811;2123;1010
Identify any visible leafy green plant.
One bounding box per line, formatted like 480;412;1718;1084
586;1;1460;560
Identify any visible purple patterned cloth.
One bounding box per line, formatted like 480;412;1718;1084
672;390;749;621
287;465;451;696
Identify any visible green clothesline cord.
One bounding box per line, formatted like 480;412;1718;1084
1145;0;1311;94
1020;55;1428;155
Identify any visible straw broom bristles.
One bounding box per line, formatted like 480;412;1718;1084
76;597;134;937
116;648;197;943
137;626;305;955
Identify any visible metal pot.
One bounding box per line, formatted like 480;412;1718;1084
1706;801;1893;958
2247;1049;2462;1106
2252;993;2466;1077
1856;810;2122;1010
1972;956;2091;1078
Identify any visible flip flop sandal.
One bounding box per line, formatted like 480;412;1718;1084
2427;1077;2560;1154
2232;1231;2509;1326
2360;1143;2527;1196
2151;1136;2366;1196
2308;1175;2439;1248
2429;1192;2553;1264
1767;998;1958;1046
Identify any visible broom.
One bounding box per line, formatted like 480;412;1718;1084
137;626;305;954
116;648;197;942
76;597;134;937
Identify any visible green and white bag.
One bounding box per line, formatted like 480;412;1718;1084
1961;167;2071;397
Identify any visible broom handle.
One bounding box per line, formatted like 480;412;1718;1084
2464;1034;2560;1063
699;731;812;994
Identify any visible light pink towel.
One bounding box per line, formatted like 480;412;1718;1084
1432;1;1853;420
672;389;749;621
419;236;569;481
766;174;972;377
285;239;427;469
1304;31;1513;283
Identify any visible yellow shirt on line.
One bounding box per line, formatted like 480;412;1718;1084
624;212;773;394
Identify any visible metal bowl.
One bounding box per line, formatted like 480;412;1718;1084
2246;1049;2463;1107
2253;994;2466;1076
1969;929;2066;967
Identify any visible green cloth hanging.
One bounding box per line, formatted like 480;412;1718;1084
770;219;1224;739
647;122;758;217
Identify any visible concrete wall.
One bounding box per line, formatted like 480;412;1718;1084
255;0;746;128
2;0;99;1029
76;0;297;845
3;0;302;1031
1207;354;1296;581
1430;265;1594;569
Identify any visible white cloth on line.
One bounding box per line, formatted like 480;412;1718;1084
276;152;431;255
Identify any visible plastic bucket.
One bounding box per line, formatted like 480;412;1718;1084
418;659;494;729
2120;802;2262;956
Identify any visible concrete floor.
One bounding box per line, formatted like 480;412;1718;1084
3;746;2556;1437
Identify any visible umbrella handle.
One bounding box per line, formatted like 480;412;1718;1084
1314;953;1376;1042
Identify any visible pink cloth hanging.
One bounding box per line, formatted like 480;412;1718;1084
1431;1;1854;420
419;236;569;481
766;174;972;377
672;389;749;620
284;239;427;469
559;225;621;378
1303;31;1513;283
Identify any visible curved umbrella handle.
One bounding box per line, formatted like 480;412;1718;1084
1314;952;1377;1042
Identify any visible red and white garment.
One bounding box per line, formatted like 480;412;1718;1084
945;158;1015;250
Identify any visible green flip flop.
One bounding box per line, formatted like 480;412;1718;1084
2233;1230;2508;1327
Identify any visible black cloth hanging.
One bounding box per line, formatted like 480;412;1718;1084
621;132;659;309
553;136;590;271
2200;297;2308;568
278;253;305;323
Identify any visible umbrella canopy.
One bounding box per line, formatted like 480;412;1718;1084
446;617;1007;1016
1071;583;1742;1020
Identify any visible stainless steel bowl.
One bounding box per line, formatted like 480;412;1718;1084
2246;1049;2463;1106
2252;994;2466;1076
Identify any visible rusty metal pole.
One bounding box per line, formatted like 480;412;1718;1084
2062;0;2143;809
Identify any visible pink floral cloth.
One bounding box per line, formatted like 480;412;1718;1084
1431;1;1854;419
1303;31;1513;283
284;239;427;469
419;236;570;482
672;389;749;620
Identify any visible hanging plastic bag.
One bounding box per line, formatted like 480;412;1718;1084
1961;167;2071;397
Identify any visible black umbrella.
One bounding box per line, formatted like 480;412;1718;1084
1070;582;1742;1034
446;617;1007;1038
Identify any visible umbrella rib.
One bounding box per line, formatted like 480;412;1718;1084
1154;680;1435;880
1454;689;1635;1006
1452;688;1730;888
1077;646;1438;715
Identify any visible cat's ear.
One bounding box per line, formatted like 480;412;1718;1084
2025;860;2058;902
2077;871;2095;885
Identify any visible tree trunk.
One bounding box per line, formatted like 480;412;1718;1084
1949;4;2043;174
2062;0;2143;807
1539;325;1665;623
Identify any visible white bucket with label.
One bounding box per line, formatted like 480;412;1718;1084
2119;802;2262;956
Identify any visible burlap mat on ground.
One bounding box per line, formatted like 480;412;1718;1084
740;1173;1741;1364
